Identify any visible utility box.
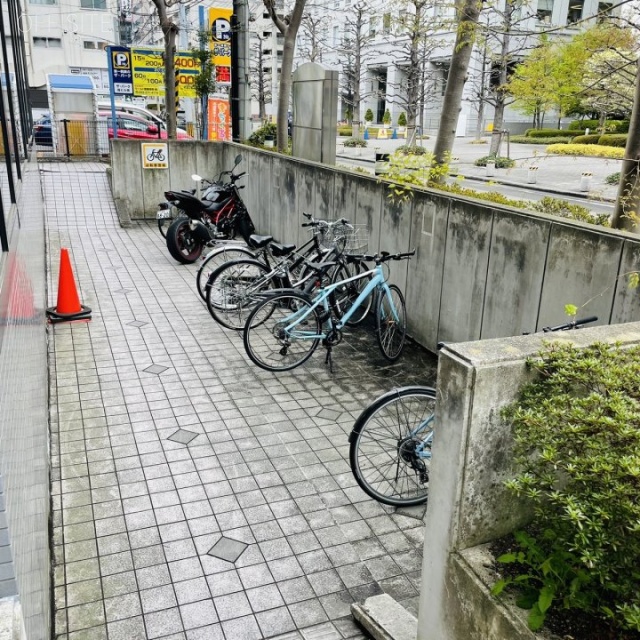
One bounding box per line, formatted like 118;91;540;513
291;63;338;165
46;74;103;155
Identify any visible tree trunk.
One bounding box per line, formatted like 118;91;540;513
277;32;296;151
489;2;511;156
611;59;640;232
264;0;306;152
152;0;178;139
352;40;362;139
432;0;481;177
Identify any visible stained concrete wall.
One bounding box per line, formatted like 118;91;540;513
110;139;640;350
418;322;640;640
0;162;50;639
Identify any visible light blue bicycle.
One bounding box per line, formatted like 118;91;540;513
242;250;415;372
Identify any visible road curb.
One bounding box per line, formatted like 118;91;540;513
351;594;417;640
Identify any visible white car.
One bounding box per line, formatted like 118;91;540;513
97;102;188;135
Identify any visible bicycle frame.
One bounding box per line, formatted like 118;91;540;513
283;263;399;338
411;415;435;459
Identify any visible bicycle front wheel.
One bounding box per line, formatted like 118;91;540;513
349;386;436;507
206;259;274;330
376;284;407;361
244;292;322;372
196;245;256;300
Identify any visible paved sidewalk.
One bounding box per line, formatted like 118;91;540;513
45;163;437;640
337;136;622;202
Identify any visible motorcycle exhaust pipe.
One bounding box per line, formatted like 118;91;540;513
189;220;214;243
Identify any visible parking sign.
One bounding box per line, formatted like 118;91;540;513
109;46;133;95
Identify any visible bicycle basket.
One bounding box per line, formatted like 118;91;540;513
317;223;369;255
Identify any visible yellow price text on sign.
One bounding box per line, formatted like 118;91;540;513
209;7;232;67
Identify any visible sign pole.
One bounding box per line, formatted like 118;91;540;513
199;6;208;141
106;46;118;139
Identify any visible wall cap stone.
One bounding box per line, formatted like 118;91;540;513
351;593;417;640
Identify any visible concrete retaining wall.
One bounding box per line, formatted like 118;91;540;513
110;139;640;351
418;322;640;640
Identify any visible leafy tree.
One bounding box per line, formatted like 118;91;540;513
190;30;216;138
382;108;391;125
250;33;272;124
398;112;407;126
364;108;374;123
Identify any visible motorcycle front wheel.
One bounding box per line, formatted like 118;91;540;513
166;218;204;264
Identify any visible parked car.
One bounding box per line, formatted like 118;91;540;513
97;102;189;136
33;115;52;146
97;112;192;140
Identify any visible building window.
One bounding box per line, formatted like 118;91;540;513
597;1;612;20
369;16;377;37
383;13;391;33
263;31;271;38
536;0;553;22
263;11;269;18
83;40;96;49
332;25;339;46
566;0;583;23
81;0;107;9
33;36;62;47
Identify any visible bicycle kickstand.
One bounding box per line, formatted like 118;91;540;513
324;345;334;374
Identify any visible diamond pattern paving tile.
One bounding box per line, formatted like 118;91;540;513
167;429;199;445
126;320;147;328
113;288;132;294
208;537;248;563
142;364;169;375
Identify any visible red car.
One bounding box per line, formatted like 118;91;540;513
98;112;192;140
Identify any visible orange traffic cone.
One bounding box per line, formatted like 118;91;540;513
46;248;92;323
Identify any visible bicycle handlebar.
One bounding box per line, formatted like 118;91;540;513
542;316;598;332
354;250;416;264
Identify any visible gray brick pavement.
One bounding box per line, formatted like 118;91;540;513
45;162;437;640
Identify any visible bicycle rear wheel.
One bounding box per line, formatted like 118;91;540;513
349;386;436;507
196;245;255;300
244;292;322;372
206;259;274;330
375;284;407;361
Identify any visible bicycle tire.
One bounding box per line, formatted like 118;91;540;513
206;258;275;330
332;259;372;327
375;284;407;361
196;245;256;300
243;291;321;372
349;386;436;507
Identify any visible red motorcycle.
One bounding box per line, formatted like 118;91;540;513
162;155;256;264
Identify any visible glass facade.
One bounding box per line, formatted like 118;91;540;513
0;0;32;253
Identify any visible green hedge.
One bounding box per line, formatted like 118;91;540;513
572;134;601;145
598;134;627;148
511;136;571;144
569;119;630;133
526;128;584;138
546;143;625;158
474;155;515;168
338;126;352;137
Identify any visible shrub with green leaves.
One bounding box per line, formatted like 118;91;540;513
496;342;640;633
343;137;367;148
569;119;629;133
526;129;584;138
247;122;278;146
510;136;571;144
337;126;353;137
382;109;391;125
605;171;620;185
397;112;407;127
571;134;601;145
395;145;428;155
598;133;627;148
529;196;609;226
474;155;515;168
364;108;374;123
546;144;625;159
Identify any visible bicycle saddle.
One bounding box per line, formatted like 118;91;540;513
248;234;273;249
270;243;296;257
